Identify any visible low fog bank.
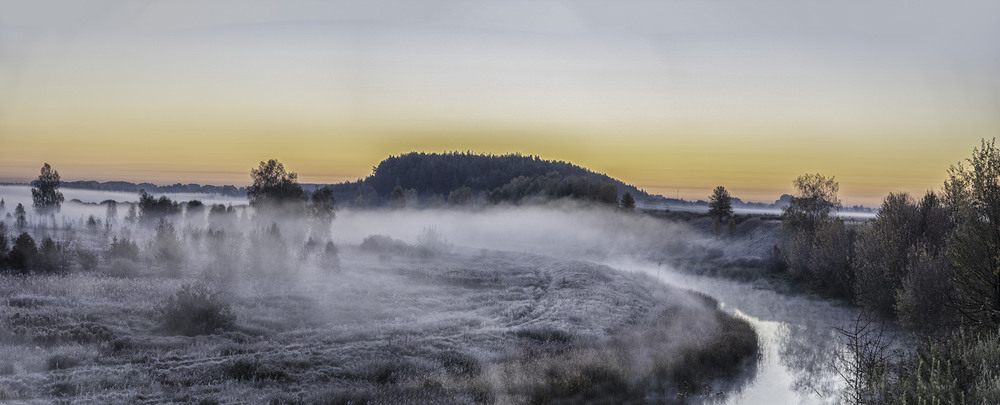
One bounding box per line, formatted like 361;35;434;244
332;201;779;268
0;190;769;402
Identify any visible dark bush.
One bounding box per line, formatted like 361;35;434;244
9;232;37;273
76;249;99;271
36;237;70;274
107;236;140;261
157;284;236;336
107;258;141;278
359;234;412;256
153;219;186;274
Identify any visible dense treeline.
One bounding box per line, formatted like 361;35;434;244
775;139;1000;403
486;172;620;206
44;180;246;196
326;151;648;207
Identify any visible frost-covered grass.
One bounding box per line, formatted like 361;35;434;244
0;248;757;403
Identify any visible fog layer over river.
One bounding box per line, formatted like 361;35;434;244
333;205;867;403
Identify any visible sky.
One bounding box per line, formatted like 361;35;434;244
1;1;998;206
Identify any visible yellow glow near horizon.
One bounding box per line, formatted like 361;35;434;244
1;1;998;207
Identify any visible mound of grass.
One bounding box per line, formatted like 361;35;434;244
223;358;289;383
157;284;236;336
359;235;412;256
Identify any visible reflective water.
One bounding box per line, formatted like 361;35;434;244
610;259;860;404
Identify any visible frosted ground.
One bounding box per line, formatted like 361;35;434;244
0;187;762;403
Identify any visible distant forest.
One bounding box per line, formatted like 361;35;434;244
7;152;874;211
3;180;249;197
318;152;651;207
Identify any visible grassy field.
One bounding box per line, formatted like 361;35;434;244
0;246;758;404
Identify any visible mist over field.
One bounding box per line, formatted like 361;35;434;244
7;132;998;404
0;184;781;403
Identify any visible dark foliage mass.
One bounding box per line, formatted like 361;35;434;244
322;152;647;207
780;173;853;298
138;190;181;224
31;163;64;213
708;186;733;221
9;232;38;274
486;172;619;206
248;159;306;209
774;138;1000;404
157;284;236;336
620;191;636;211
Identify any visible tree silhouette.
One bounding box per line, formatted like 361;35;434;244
448;186;473;206
9;232;37;274
708;186;733;221
31;163;64;213
620;191;636;211
0;222;9;270
310;186;337;238
783;173;840;235
782;173;841;279
390;186;406;209
247;159;305;209
14;203;27;231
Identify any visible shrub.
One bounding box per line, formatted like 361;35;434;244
107;236;140;261
157;284;236;336
322;241;340;270
152;219;186;274
416;226;451;258
359;234;412;256
76;249;99;271
36;237;71;274
894;250;953;330
9;232;37;273
107;258;141;278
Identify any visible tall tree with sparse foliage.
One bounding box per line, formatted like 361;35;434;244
783;173;840;235
31;163;64;213
782;173;842;280
708;186;733;221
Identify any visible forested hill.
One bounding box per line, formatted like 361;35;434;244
322;152;652;205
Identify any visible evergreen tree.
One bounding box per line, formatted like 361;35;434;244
14;203;27;231
9;232;37;273
708;186;734;221
31;163;65;213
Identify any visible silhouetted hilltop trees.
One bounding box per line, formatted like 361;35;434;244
322;152;648;207
486;172;619;206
